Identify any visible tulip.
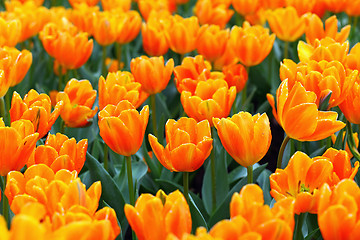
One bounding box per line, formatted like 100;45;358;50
68;0;100;7
229;22;275;67
116;11;142;45
0;17;21;47
69;4;99;34
339;80;360;124
124;190;192;240
331;132;359;159
91;11;120;46
345;42;360;71
222;63;248;93
56;79;98;128
142;16;170;56
345;0;360;16
101;0;131;11
286;0;316;15
325;0;347;13
231;0;261;16
149;117;213;172
194;0;234;29
138;0;175;21
27;133;88;173
213;41;239;70
10;90;64;139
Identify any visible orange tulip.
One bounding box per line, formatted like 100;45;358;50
270;149;358;214
130;56;174;95
142;16;170;56
124;190;191;240
6;0;45;7
279;59;357;108
105;58;123;72
0;119;38;176
68;0;100;7
286;0;316;15
0;17;21;47
27;133;88;173
244;8;267;26
345;42;360;71
116;11;142;45
345;0;360;16
267;80;345;141
324;0;347;13
213;41;239;70
305;14;350;46
311;0;327;17
266;6;306;42
317;179;360;240
229;22;275;67
91;11;120;46
10;90;64;139
339;80;360;124
231;0;261;16
331;132;359;159
99;71;149;110
213;112;271;168
181;79;236;125
149;117;213;172
101;0;131;11
196;25;229;63
222;63;248;93
165;15;200;55
98;100;149;156
262;0;286;9
194;0;234;29
69;4;99;35
138;0;175;21
209;184;295;239
40;22;93;70
56;79;98;128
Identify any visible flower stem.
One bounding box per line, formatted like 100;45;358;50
116;43;122;66
126;155;135;206
150;94;158;139
277;135;291;169
241;67;249;110
103;144;109;172
58;65;63;91
2;175;9;227
346;121;360;161
294;213;306;240
0;97;5;122
102;45;107;77
183;172;189;204
211;127;217;212
247;165;253;184
60;119;66;134
284;41;289;59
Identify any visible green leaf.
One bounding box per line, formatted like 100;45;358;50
208;163;268;228
257;169;272;205
188;194;208;232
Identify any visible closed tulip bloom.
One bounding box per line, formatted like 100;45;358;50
98;100;149;156
222;63;248;93
68;0;100;7
345;0;360;16
101;0;131;11
149;117;213;172
10;90;64;139
286;0;316;15
0;119;39;176
142;16;170;56
231;0;261;16
181;79;236;125
0;17;21;47
69;4;99;34
165;15;200;55
56;79;98;128
213;41;239;70
138;0;175;21
130;56;174;95
324;0;347;13
91;11;120;46
124;190;191;240
27;133;88;173
213;112;271;168
194;0;234;29
339;80;360;124
267;80;345;141
266;6;306;42
345;42;360;71
229;22;275;67
196;25;229;63
99;71;149;110
305;14;350;46
116;11;142;45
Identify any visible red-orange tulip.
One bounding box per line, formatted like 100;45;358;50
10;90;64;139
56;79;98;128
124;190;191;240
213;112;271;168
98;100;149;156
149;117;213;172
130;56;174;95
222;63;248;93
286;0;316;15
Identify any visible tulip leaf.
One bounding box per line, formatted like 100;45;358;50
188;194;208;232
208;163;268;228
84;152;128;238
304;228;321;240
257;169;272;205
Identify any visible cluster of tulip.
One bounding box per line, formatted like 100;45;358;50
1;0;360;239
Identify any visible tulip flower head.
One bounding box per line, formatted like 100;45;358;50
149;117;213;172
222;63;248;93
194;0;234;29
142;15;170;56
116;11;142;45
0;17;21;47
339;80;360;124
98;100;149;156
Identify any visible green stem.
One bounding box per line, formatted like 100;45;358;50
247;165;253;184
349;15;353;26
150;94;158;139
104;144;109;172
64;70;69;87
346;121;360;161
294;213;306;240
73;69;79;79
277;135;291;169
211;127;217;212
102;46;107;77
241;67;249;110
116;43;122;66
2;175;9;227
183;172;189;204
232;93;238;115
0;97;5;121
126;155;135;205
60;119;66;134
284;41;289;59
58;65;63;91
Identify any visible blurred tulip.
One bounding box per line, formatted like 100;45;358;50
68;0;100;8
10;90;64;139
69;4;99;34
231;0;261;16
142;16;170;56
6;0;44;7
213;112;271;168
131;56;174;95
124;190;191;240
244;8;267;26
56;79;98;128
267;80;345;141
27;133;88;173
91;11;120;46
116;11;142;45
266;6;306;42
345;0;360;16
149;117;213;172
101;0;131;11
324;0;347;13
286;0;315;15
181;79;236;125
222;63;248;93
98;71;149;110
194;0;234;29
229;22;275;67
262;0;286;9
138;0;175;21
0;119;38;176
165;15;200;54
0;17;21;47
305;15;350;46
311;0;327;17
98;100;149;156
105;58;123;72
196;25;229;63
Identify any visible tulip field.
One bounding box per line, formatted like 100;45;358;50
1;0;360;239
